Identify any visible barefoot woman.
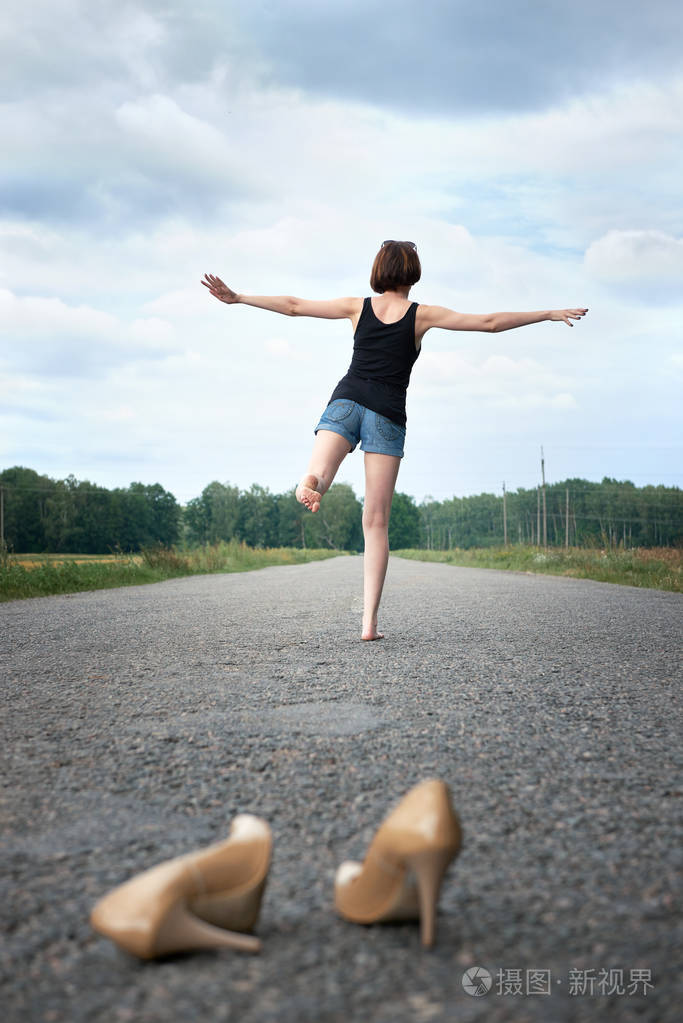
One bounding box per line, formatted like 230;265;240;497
202;240;587;641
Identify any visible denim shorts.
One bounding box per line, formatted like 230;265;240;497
314;399;406;457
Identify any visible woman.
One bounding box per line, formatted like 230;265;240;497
202;240;587;641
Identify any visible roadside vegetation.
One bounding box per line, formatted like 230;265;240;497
393;545;682;593
0;542;342;602
4;543;680;602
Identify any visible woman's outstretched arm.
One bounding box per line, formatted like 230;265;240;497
201;274;361;320
418;305;588;334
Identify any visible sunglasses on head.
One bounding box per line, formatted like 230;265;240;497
382;240;417;250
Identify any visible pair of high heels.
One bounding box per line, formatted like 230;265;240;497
90;780;462;958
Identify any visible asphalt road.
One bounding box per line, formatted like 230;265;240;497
1;556;681;1022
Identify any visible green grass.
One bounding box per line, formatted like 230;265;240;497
393;545;682;593
5;542;680;600
0;541;343;602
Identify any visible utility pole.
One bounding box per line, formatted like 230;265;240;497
536;486;540;547
541;447;547;548
565;488;570;548
502;481;508;546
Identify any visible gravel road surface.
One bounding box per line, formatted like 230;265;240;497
1;556;681;1022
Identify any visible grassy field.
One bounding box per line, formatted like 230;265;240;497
13;553;141;569
393;545;682;593
4;543;680;601
0;542;343;602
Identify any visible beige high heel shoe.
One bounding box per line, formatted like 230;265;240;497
90;815;272;958
334;779;462;947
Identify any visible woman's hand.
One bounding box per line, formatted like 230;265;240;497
201;274;239;304
550;308;589;326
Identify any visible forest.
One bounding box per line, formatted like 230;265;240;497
1;465;681;554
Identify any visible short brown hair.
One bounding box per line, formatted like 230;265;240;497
370;241;421;293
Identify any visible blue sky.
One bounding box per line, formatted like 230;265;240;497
2;0;682;503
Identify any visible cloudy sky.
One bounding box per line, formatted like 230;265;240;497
2;0;682;505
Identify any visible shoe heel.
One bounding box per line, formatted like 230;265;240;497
155;902;261;956
404;847;455;948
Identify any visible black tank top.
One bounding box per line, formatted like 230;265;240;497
328;297;420;427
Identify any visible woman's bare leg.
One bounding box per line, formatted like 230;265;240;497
296;429;352;513
361;452;401;640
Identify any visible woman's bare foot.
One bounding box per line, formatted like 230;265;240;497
296;474;322;513
361;619;384;641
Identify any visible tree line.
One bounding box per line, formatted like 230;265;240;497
1;468;182;554
420;479;682;550
1;466;680;554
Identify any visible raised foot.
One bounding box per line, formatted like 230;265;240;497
296;475;322;513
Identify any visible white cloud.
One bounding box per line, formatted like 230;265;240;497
128;316;175;345
418;351;578;411
114;93;253;190
265;337;294;357
584;229;683;283
1;288;116;339
141;287;209;318
0;1;168;97
0;289;177;376
98;405;137;423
